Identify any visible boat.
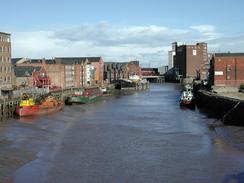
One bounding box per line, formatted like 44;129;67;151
16;94;63;117
100;86;112;96
180;87;195;107
66;87;102;104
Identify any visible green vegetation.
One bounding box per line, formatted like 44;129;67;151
240;84;244;90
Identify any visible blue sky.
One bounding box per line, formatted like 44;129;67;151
1;0;244;66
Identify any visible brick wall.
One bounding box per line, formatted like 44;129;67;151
211;55;244;87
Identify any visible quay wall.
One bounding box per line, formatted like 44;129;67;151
0;83;149;122
0;99;19;121
196;90;244;126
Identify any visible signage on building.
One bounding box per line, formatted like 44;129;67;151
193;50;197;56
215;71;224;76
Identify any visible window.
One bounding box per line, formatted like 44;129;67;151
7;76;11;83
193;50;197;56
226;65;231;80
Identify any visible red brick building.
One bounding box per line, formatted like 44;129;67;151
141;68;159;76
210;53;244;87
173;42;208;79
84;57;104;85
12;57;104;88
128;61;141;77
14;66;50;88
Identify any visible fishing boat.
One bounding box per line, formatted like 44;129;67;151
180;87;195;107
66;87;102;104
16;94;63;117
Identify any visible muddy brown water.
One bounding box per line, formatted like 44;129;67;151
0;83;244;183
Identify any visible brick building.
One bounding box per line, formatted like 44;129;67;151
13;57;102;88
127;61;141;78
104;62;129;83
0;32;14;96
14;66;50;88
84;57;104;85
13;58;65;88
173;42;208;79
209;53;244;87
141;68;159;76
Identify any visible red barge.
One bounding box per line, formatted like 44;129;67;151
16;95;63;117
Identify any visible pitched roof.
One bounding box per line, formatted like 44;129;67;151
215;53;244;57
55;57;87;65
11;58;23;65
14;66;42;77
45;59;55;64
55;57;102;64
84;57;102;62
0;32;10;35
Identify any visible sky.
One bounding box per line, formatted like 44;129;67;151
1;0;244;67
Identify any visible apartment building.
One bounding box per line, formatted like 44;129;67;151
0;32;14;96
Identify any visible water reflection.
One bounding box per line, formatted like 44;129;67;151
223;172;244;183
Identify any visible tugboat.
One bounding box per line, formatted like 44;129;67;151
16;94;63;117
180;85;195;107
66;87;102;104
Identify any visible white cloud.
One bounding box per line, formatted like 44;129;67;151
189;25;219;41
11;23;244;67
190;25;216;33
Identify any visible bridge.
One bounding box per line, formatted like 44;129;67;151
141;68;164;83
141;75;164;83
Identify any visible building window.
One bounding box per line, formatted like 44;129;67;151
226;65;231;80
7;76;11;83
193;50;197;56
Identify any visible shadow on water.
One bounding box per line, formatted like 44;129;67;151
16;116;40;124
222;172;244;183
179;105;196;111
196;103;223;119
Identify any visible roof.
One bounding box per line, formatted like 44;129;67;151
0;32;11;36
85;57;102;62
55;57;87;65
45;59;55;64
214;53;244;57
55;57;102;64
14;66;42;77
141;68;158;70
11;58;23;65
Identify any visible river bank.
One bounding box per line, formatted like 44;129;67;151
196;89;244;126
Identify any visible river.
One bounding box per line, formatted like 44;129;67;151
1;83;244;183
